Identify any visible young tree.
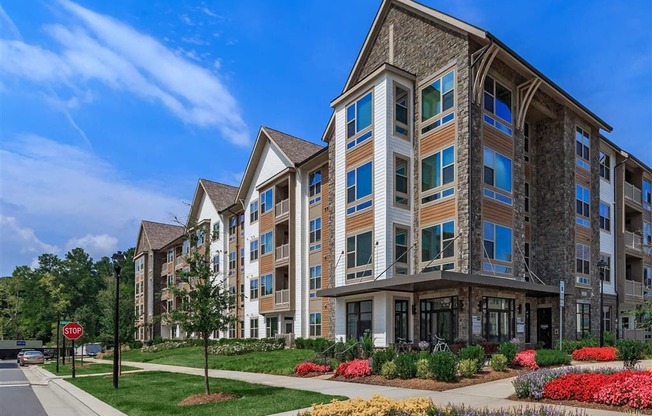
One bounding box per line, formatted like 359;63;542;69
167;225;234;395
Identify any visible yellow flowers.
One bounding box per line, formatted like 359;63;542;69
302;395;432;416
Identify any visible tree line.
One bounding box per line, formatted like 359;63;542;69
0;247;136;346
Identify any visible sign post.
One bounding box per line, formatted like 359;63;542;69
63;322;83;378
559;281;565;351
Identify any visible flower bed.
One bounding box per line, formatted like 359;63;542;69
294;362;331;376
334;359;372;378
514;350;538;370
513;367;618;400
571;347;617;361
207;338;285;356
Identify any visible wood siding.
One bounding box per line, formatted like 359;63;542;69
483;124;513;157
575;168;590;186
321;166;331;289
259;253;273;274
346;209;374;232
420;122;456;155
482;198;513;226
259;295;273;313
346;139;374;167
420;198;455;225
260;211;273;233
575;226;591;243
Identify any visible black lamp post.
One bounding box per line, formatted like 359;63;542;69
597;259;608;347
111;251;125;389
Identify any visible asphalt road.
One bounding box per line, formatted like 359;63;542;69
0;360;47;416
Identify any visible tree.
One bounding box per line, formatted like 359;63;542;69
167;225;234;395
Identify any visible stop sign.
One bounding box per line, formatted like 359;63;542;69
63;322;84;340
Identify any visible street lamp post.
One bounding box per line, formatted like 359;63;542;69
111;251;125;389
597;259;608;347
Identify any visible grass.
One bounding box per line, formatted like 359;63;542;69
70;371;346;416
114;347;317;375
41;360;140;376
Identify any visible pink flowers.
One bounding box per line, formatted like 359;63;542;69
294;361;331;376
514;350;538;370
571;347;617;361
334;359;372;378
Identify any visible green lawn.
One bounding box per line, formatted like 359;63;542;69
116;348;317;375
70;371;345;416
42;361;140;376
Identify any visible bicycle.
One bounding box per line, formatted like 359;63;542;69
432;335;450;352
395;337;413;354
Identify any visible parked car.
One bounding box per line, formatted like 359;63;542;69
20;350;45;366
85;344;103;357
16;349;34;364
43;349;57;360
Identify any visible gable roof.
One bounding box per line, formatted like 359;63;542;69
136;220;184;254
188;179;239;223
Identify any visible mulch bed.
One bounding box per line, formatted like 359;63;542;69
178;392;240;406
510;395;652;415
329;368;524;391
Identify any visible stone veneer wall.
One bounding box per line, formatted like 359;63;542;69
326;132;336;339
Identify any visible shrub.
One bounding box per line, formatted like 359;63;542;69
294;362;331;376
616;339;647;368
535;349;570;367
394;352;418;379
429;350;458;382
458;344;485;372
380;361;398;379
416;358;430;379
512;366;618;399
491;353;508;371
207;338;284;356
361;331;374;359
555;334;598;354
334;359;371;378
514;350;538;370
571;347;617;362
458;358;478;378
497;340;518;364
371;349;395;375
603;331;616;347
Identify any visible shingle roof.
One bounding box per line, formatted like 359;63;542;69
141;220;184;251
263;126;324;165
200;179;239;212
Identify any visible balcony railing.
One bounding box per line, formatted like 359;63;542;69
275;289;290;305
161;262;168;274
275;199;289;217
175;256;184;266
624;231;642;251
625;182;642;205
625;279;643;297
275;243;289;260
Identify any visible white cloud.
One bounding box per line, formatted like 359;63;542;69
0;215;60;274
0;0;249;146
65;234;118;259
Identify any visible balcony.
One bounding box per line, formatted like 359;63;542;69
275;199;289;218
625;182;642;205
624;231;642;251
275;289;290;305
175;256;185;267
275;243;289;261
625;279;643;297
161;262;168;274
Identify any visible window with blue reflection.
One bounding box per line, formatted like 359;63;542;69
483;221;512;263
421;71;455;133
346;161;373;209
422;146;455;192
347;92;373;139
483;76;512;135
484;147;512;194
421;220;455;262
260;188;273;213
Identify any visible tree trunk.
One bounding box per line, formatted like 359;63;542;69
203;335;210;395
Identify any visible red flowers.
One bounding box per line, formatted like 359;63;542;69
514;350;538;370
543;371;652;409
294;361;331;376
571;347;617;362
334;359;372;378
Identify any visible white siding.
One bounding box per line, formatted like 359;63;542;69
294;170;307;337
599;144;616;295
372;77;388;279
334;103;347;287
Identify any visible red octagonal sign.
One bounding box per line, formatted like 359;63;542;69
63;322;84;340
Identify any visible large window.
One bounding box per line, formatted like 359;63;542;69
576;303;591;338
310;313;322;337
212;222;220;241
309;265;322;291
309;170;322;204
260;231;273;255
228;252;236;271
576;184;590;227
484;147;513;205
266;317;278;338
599;152;610;181
250;239;259;261
599;202;610;231
260;189;273;214
395;156;409;207
483;221;513;274
482;297;515;343
421;70;455;134
576;243;590;275
250;319;259;338
394;226;409;275
644;180;652;210
576;127;590;170
346;300;372;341
346;161;373;214
483;76;512;135
421;145;454;203
524;182;530;222
394;300;408;342
421;221;455;271
229;216;237;237
249;278;258;300
420;296;458;343
260;274;273;296
309;218;322;251
196;228;205;246
212;255;219;273
250;201;259;223
394;84;409;138
346;92;373;149
167;249;174;263
346;231;373;280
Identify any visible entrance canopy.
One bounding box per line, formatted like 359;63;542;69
317;270;562;298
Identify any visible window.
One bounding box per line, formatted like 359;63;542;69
229;216;237;236
484;147;513;205
309;170;322;204
196;228;205;246
309;218;322;251
394;300;408;342
644;180;652;210
394;227;409;275
599;152;610;181
240;247;244;267
260;274;273;296
310;265;322;291
482;297;515;343
421;70;455;134
483;222;513;274
524;182;530;222
213;255;220;273
644;222;652;254
575;127;590;170
346;231;373;280
310;313;322;337
599;253;611;284
346;91;373;149
240;284;245;305
346;161;373;214
576;184;590;227
240;320;245;338
483;76;512;135
250;239;259;261
228;252;236;271
228;323;235;339
249;278;258;300
394;156;409;207
576;243;590;275
240;214;244;227
394;84;409;137
250;318;259;338
212;222;220;241
260;231;273;255
603;306;612;333
599;202;610;231
167;249;174;263
524;242;530;270
260;189;273;214
182;239;189;254
421;145;454;203
524;122;530;162
266;317;278;337
250;201;259;223
346;300;372;341
421;221;455;271
576;303;591;338
167;274;174;286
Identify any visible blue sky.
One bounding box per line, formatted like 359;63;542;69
1;0;650;275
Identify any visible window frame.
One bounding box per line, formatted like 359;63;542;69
346;300;372;341
212;254;220;273
250;239;259;261
420;145;455;204
524;182;530;222
394;225;410;275
249;278;259;300
393;82;410;139
483;75;513;136
260;274;273;297
575;126;591;170
420;220;455;271
599;151;610;181
260;189;273;214
575;242;590;276
346;230;374;281
483;221;513;275
576;303;591;338
250;200;259;223
309;265;322;291
394;299;409;342
576;184;590;227
523;122;530;162
309;217;322;251
309;312;322;337
260;231;273;255
483;146;513;205
346;161;373;215
346;90;374;150
250;318;259;338
394;154;410;208
228;251;237;272
599;201;611;232
309;170;322;204
419;69;456;135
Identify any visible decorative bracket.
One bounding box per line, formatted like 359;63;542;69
515;78;542;130
472;43;499;104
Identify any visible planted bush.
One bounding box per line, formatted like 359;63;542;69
616;339;647;368
491;353;508;371
497;340;518;364
555;334;598;355
534;349;570;367
334;358;372;378
571;347;617;362
458;344;485;372
458;358;478;378
294;362;331;376
415;358;430;379
207;338;285;356
512;366;618;399
514;350;538;370
380;361;398;379
371;349;394;375
429;350;458;382
394;352;418;379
